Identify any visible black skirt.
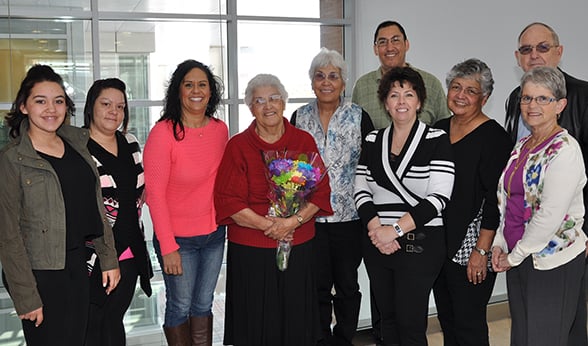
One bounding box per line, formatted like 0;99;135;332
223;240;319;346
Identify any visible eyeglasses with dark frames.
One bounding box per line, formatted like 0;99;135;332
517;43;558;55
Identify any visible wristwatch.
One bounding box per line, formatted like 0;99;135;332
295;213;304;226
474;246;488;256
392;223;404;237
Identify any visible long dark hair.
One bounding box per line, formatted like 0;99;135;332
159;59;224;141
83;78;130;133
6;65;75;138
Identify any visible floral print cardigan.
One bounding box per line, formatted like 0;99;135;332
493;129;587;270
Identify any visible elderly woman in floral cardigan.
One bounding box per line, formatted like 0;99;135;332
492;66;587;346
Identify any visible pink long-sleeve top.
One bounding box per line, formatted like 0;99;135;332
143;118;228;256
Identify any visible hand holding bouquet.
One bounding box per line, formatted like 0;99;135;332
263;150;327;271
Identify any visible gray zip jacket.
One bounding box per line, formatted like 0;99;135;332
0;119;118;315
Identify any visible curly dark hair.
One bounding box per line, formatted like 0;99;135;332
6;64;75;138
83;78;130;133
377;66;427;114
159;59;224;141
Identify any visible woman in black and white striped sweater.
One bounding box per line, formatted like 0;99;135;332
83;78;152;346
354;66;455;346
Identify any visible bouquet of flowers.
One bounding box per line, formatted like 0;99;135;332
263;150;327;271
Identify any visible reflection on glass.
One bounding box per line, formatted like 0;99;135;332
0;19;92;104
238;22;324;100
127;106;163;147
0;112;8;148
1;0;90;11
99;21;227;102
98;0;225;14
238;0;320;17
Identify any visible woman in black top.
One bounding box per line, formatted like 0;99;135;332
433;58;512;346
83;78;152;346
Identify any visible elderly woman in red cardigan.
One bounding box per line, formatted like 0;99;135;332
214;73;332;346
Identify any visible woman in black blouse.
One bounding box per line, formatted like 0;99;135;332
83;78;152;346
432;59;512;346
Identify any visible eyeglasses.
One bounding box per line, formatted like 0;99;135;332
520;95;557;105
448;84;482;97
313;71;341;82
251;94;283;107
375;36;403;47
517;43;557;55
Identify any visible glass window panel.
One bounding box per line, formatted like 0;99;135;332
0;0;347;343
215;104;228;125
0;18;70;36
238;0;320;18
126;106;163;146
238;0;343;18
1;0;90;12
98;21;227;103
238;22;324;100
0;297;24;344
0;111;9;148
0;19;92;105
98;0;225;14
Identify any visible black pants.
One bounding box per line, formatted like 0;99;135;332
85;258;139;346
363;227;445;346
8;246;90;346
314;220;363;345
569;261;588;346
432;258;497;346
507;252;586;346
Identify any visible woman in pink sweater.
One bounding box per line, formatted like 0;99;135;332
143;60;228;346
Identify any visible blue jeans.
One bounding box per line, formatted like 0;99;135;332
153;225;226;327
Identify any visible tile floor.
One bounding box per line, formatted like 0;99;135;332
128;299;513;346
216;300;511;346
351;319;512;345
351;302;512;345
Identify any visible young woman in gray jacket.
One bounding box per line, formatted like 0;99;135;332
0;65;119;346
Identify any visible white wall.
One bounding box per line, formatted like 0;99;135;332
352;0;588;124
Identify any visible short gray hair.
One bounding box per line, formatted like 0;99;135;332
244;74;289;106
446;58;494;96
520;66;566;99
308;47;348;84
